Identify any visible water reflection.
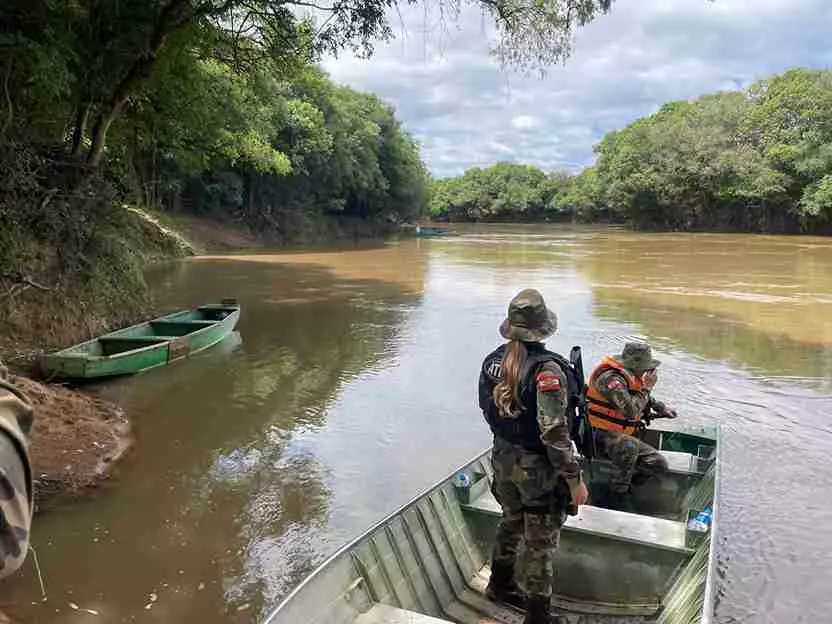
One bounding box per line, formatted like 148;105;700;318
580;230;832;348
595;300;832;393
1;229;830;623
0;247;427;623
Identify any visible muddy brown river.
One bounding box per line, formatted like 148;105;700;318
2;225;831;623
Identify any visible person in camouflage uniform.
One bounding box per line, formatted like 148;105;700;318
0;359;34;580
585;342;677;509
479;290;588;624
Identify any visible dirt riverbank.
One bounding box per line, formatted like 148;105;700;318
12;376;132;511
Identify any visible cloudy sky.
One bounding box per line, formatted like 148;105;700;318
322;0;832;178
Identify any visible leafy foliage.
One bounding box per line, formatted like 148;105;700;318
581;69;832;232
432;69;832;234
428;163;572;222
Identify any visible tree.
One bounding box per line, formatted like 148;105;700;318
429;68;832;234
429;162;573;221
569;68;832;232
3;1;617;167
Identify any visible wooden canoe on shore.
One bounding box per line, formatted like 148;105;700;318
265;424;719;624
40;300;240;380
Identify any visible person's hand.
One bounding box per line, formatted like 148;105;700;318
570;480;589;507
663;407;678;419
643;368;658;390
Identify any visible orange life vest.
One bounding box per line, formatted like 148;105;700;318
586;356;644;435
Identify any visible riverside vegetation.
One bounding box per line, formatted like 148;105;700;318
429;69;832;235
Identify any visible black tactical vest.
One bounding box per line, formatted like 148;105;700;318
478;342;576;454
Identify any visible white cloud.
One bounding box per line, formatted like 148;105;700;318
322;0;832;177
511;115;538;130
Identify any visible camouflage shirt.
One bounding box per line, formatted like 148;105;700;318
535;361;582;487
0;373;33;580
593;369;669;423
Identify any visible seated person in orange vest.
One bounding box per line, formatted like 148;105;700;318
585;342;678;509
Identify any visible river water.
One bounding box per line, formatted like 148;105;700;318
2;225;831;623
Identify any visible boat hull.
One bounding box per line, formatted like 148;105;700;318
40;303;240;380
265;424;719;624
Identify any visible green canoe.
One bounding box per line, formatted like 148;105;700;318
266;423;718;624
40;300;241;380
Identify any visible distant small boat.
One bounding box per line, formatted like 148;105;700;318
265;423;719;624
415;226;454;237
41;300;241;380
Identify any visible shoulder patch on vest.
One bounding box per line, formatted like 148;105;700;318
536;371;561;392
485;358;503;380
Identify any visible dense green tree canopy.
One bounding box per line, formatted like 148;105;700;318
429;163;571;221
1;0;614;164
0;0;435;232
432;69;832;234
583;69;832;232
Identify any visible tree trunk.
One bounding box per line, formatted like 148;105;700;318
70;102;92;157
85;0;194;167
2;57;13;135
86;111;117;167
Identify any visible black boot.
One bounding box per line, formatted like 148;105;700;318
485;562;525;610
523;596;568;624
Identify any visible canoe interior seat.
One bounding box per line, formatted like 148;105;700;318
98;336;171;356
355;605;454;624
660;450;698;474
463;489;688;552
196;306;237;321
149;320;215;336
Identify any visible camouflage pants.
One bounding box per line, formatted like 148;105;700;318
594;429;668;493
490;437;566;599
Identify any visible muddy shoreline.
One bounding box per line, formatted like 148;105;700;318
13;376;134;511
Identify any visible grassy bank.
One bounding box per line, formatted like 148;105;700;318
0;142;191;366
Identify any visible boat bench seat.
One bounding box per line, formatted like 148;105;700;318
463;489;688;552
355;605;453;624
661;450;701;475
583;449;703;477
149;320;215;336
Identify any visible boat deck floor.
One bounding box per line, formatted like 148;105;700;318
357;567;644;624
356;580;527;624
356;604;456;624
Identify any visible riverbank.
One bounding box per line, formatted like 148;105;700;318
163;211;400;253
13;376;133;511
4;209;401;512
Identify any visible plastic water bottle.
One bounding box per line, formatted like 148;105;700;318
687;507;712;532
454;472;472;489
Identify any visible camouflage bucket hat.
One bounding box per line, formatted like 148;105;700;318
499;289;558;342
618;342;660;372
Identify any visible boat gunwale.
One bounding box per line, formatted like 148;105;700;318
263;447;492;623
699;426;721;624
